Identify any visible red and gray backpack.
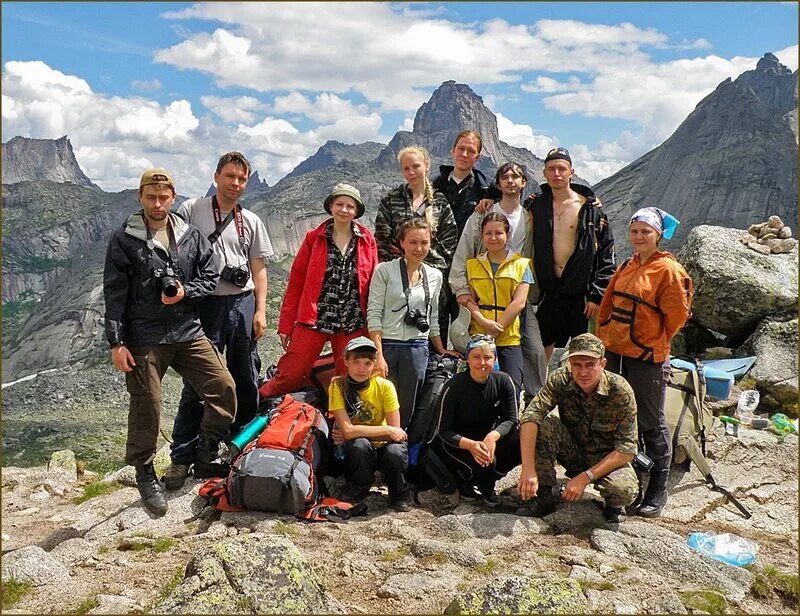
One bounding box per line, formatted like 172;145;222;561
199;394;366;522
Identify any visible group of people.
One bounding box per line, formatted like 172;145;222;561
103;131;694;523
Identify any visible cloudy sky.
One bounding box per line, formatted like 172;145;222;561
3;2;797;196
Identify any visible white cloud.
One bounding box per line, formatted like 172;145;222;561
399;117;414;132
495;112;558;158
521;76;583;94
201;95;268;123
568;131;649;184
130;78;162;92
774;44;799;71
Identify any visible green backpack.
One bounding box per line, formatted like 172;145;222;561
665;357;751;518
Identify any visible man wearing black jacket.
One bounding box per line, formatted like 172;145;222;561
524;148;615;359
103;168;236;516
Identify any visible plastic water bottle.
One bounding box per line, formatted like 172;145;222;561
230;414;269;455
736;390;760;426
687;532;758;567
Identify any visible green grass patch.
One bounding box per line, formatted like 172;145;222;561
72;479;122;504
611;562;630;572
473;559;501;575
1;579;33;610
748;564;799;607
73;595;100;615
144;566;186;614
680;589;729;615
419;552;449;565
152;537;177;553
380;546;411;562
273;520;300;537
578;579;615;592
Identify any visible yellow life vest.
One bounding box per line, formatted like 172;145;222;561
466;251;532;346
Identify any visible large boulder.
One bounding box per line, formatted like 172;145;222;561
678;226;798;338
152;534;343;614
738;317;799;405
444;575;587;614
1;545;70;586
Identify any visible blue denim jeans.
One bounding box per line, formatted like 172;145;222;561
170;291;260;465
382;339;429;430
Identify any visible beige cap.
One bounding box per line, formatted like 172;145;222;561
139;168;175;190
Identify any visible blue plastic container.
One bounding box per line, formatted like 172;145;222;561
670;357;733;400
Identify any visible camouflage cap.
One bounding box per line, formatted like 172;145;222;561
324;182;365;219
565;333;605;360
139;168;175;190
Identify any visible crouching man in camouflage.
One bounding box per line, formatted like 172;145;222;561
103;168;236;516
517;333;638;523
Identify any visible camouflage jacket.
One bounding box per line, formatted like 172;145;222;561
374;183;457;271
520;366;638;457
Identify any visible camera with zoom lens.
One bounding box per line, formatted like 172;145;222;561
403;308;429;332
153;266;179;297
220;264;250;288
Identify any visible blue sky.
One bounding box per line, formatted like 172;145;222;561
3;2;797;195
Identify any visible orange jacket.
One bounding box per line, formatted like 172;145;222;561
596;251;693;363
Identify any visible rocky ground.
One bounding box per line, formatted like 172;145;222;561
2;424;797;615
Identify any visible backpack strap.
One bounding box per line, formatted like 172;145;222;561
299;497;369;522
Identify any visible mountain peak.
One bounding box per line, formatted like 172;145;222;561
735;51;797;115
2;135;98;188
756;52;791;74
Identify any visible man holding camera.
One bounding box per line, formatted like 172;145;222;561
104;168;236;516
164;152;273;490
516;333;639;524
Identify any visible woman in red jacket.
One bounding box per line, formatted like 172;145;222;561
260;183;378;398
596;206;693;518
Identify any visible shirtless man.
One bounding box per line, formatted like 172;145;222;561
525;147;615;359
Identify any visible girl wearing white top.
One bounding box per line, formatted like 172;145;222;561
367;218;461;429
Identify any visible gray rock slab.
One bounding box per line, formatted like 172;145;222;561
444;575;587;614
590;521;752;602
1;545;70;586
47;449;78;483
87;594;143;615
678;225;798;337
49;537;96;565
439;512;549;539
739;317;798;404
411;537;486;567
153;534;342;614
378;570;460;605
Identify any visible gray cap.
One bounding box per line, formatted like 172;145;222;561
344;336;376;354
565;333;605;360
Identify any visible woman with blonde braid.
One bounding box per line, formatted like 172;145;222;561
374;146;458;344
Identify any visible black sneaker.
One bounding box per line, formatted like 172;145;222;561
515;492;558;518
135;464;168;516
341;483;370;503
603;506;626;524
457;483;481;501
162;463;191;491
391;494;413;512
479;485;500;508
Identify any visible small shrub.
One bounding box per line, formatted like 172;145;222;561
72;480;121;504
1;579;32;610
680;589;729;615
749;564;799;607
474;559;500;575
380;546;411;562
73;595;100;615
274;520;299;537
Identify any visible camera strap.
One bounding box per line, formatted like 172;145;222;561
209;196;247;250
398;258;430;312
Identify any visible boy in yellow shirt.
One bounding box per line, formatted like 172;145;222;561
329;337;411;511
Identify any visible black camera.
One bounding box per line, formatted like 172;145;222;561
153;266;179;297
220;264;250;288
404;308;429;332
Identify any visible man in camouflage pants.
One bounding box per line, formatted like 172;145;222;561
517;333;639;523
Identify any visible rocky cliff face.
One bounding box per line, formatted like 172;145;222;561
595;54;798;256
285;140;386;179
2;136;98;188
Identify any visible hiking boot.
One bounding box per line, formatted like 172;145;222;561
391;493;413;512
457;482;481;502
602;505;626;524
516;490;558;518
135;464;168;516
478;484;500;508
636;468;669;518
162;463;191;491
194;436;230;479
342;483;370;503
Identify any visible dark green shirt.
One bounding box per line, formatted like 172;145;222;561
520;366;638;457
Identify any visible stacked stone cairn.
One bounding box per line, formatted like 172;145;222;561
741;215;796;254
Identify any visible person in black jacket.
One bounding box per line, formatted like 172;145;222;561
103;168;236;516
433;334;521;506
523;148;615;360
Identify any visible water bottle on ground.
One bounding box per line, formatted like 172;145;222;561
736;390;759;426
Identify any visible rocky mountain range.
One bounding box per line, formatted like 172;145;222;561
1;136;98;188
2;57;798;382
596;53;798;255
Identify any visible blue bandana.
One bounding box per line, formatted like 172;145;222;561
629;207;680;240
465;334;497;357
